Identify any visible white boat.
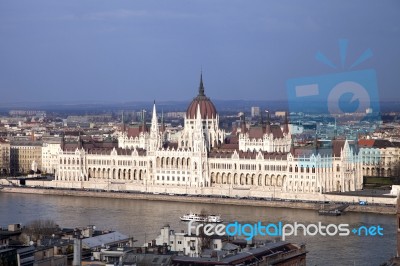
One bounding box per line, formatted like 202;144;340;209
180;213;223;223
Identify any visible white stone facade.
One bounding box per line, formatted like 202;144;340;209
238;130;291;153
54;100;362;194
359;144;400;177
151;224;223;257
42;141;62;174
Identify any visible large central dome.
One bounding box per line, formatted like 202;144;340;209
186;74;217;119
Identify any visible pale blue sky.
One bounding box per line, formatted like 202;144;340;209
0;0;399;103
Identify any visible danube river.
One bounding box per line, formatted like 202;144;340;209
0;192;395;266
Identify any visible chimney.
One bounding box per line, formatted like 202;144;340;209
72;238;82;266
129;237;135;247
162;243;168;255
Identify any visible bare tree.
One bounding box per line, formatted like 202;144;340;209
198;209;212;253
22;219;58;242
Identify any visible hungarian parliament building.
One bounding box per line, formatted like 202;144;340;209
55;75;363;195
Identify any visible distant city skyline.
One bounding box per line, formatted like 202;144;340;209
0;0;399;103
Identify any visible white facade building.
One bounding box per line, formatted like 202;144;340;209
359;139;400;177
54;75;363;194
150;224;223;257
42;138;62;174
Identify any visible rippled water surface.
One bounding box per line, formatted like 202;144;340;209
0;192;395;266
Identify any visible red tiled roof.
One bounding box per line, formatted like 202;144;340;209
332;140;346;157
248;126;264;139
126;124;148;138
63;140;118;151
358;139;396;148
219;143;239;150
247;124;284;139
358;139;375;147
209;149;288;160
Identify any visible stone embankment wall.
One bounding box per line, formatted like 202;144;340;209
1;186;396;215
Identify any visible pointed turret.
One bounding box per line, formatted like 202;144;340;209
240;112;247;133
196;103;202;124
198;72;205;96
77;131;83;149
341;138;353;159
149;101;160;151
151;101;158;128
343;139;351;152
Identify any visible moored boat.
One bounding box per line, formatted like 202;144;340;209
180;213;223;223
318;209;341;216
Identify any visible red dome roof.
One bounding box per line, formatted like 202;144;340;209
186;74;217;119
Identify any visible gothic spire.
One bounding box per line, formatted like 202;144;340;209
151;100;157;124
196;103;202;121
150;101;160;150
78;131;83;149
198;72;205;96
240;112;247;133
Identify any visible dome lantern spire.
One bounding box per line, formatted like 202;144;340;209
198;72;205;96
186;72;217;119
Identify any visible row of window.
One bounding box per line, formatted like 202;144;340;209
289;166;316;173
212;163;288;171
289;175;316;180
61;158;147;167
156;176;188;182
11;147;41;150
157;170;190;174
